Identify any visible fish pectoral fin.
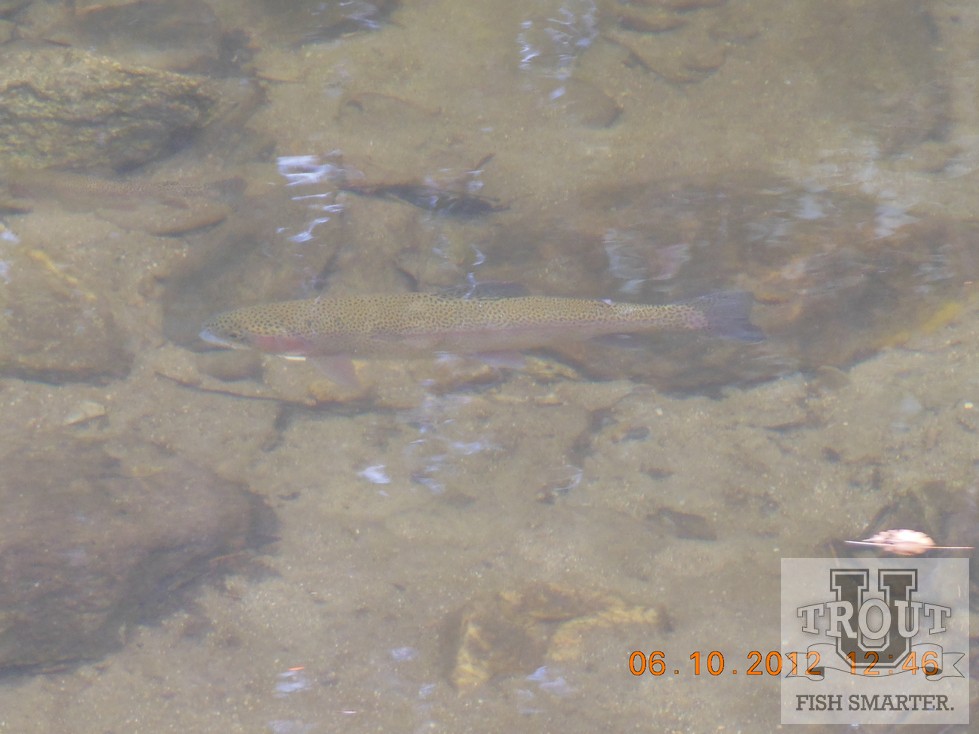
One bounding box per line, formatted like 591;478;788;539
309;355;362;390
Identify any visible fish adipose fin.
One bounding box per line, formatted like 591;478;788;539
689;291;765;342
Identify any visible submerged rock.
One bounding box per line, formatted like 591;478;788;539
598;0;744;83
0;437;274;674
444;582;667;692
0;43;219;171
261;0;400;46
0;243;132;383
39;0;238;75
471;171;978;391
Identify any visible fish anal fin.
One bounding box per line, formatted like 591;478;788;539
310;355;362;389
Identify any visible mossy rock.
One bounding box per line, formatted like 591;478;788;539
0;43;219;171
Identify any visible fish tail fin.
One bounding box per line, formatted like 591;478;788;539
689;290;765;342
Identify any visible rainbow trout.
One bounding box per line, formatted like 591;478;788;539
200;291;762;386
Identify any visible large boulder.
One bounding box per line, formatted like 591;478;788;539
0;436;274;673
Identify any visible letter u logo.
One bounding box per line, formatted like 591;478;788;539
830;568;916;669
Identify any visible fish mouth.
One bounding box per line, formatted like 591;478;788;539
199;327;239;349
